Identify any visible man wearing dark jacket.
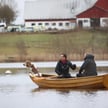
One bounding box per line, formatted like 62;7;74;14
77;54;97;77
55;54;76;78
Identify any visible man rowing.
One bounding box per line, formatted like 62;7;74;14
55;54;76;78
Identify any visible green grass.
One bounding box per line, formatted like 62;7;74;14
0;30;108;61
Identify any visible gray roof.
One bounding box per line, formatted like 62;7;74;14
24;0;97;20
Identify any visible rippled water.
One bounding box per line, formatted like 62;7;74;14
0;69;108;108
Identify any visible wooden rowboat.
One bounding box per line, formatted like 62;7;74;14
29;73;108;89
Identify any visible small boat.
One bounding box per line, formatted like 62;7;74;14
29;73;108;89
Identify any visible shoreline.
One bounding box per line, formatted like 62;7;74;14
0;30;108;62
0;61;108;69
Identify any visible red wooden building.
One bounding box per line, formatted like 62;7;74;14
77;0;108;28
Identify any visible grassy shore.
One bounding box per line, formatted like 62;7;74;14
0;29;108;62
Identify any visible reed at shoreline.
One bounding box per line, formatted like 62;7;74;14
0;29;108;62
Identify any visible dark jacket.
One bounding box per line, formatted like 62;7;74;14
78;54;97;77
55;60;76;78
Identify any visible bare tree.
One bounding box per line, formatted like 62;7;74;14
84;0;94;5
71;0;78;13
65;0;78;14
0;0;18;25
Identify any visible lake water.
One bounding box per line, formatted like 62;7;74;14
0;68;108;108
0;61;108;68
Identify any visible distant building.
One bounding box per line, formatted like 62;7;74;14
24;0;106;30
77;0;108;28
24;0;77;31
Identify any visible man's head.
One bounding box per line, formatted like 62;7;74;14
84;53;94;60
60;54;67;61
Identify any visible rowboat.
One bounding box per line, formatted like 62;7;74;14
29;73;108;89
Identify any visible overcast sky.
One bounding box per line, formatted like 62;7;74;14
14;0;26;24
14;0;97;24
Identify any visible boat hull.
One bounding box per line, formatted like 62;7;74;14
29;74;108;89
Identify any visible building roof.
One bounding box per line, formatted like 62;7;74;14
96;0;108;10
24;0;97;20
77;0;108;18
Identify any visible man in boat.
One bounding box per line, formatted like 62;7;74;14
55;54;76;78
77;54;97;77
23;60;41;77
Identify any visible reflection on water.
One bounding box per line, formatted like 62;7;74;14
0;69;108;108
30;88;108;108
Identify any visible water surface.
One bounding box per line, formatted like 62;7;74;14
0;61;108;68
0;69;108;108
